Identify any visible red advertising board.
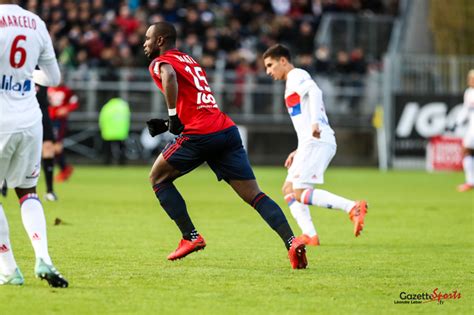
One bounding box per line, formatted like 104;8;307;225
426;136;463;171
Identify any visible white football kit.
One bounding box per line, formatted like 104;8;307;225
0;4;59;188
284;68;336;189
457;87;474;149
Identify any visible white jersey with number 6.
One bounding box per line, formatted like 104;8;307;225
0;4;57;133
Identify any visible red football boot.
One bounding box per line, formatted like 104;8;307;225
288;238;307;269
349;200;368;237
167;235;206;261
55;165;74;183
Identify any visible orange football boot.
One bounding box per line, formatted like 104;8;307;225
349;200;368;237
457;183;473;192
298;234;320;246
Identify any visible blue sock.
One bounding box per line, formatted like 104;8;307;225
153;182;197;240
251;192;294;249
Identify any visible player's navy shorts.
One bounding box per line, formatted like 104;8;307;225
162;126;256;181
52;119;67;142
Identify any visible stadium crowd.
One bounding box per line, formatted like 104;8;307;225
20;0;398;76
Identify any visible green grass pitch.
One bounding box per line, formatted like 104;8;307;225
0;166;472;314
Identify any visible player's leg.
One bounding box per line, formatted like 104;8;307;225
41;97;57;200
15;187;67;287
292;143;367;237
228;179;295;247
282;181;319;246
0;133;23;285
11;122;68;287
54;120;73;182
150;154;194;239
227;179;307;269
54;141;66;172
102;140;112;165
42;140;57;201
208;127;306;268
1;179;7;197
118;140;127;165
15;187;53;265
0;203;23;285
294;187;356;213
150;137;205;260
458;146;474;192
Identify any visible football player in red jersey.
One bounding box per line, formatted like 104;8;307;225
47;82;79;182
143;22;307;269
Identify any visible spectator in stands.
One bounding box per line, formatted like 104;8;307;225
315;45;332;74
115;4;140;36
350;47;367;75
18;0;397;82
348;47;367;111
335;50;352;74
295;20;316;56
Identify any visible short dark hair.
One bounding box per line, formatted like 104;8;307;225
152;21;177;44
262;44;291;62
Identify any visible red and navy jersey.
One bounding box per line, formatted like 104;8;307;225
149;49;234;135
47;85;79;120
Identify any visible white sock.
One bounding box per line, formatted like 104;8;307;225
463;155;474;185
0;204;18;275
285;194;317;236
20;194;52;265
301;188;356;213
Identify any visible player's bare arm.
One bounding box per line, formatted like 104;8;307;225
159;63;184;134
160;63;178;110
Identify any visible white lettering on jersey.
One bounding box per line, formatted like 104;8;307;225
175;55;197;64
0;4;57;133
0;15;37;29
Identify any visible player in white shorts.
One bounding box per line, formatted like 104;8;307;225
0;1;68;287
263;44;368;245
455;69;474;192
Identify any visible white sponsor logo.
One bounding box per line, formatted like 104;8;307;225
396;102;464;138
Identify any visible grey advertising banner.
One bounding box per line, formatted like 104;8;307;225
393;94;464;157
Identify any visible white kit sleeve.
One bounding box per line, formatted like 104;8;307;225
33;61;61;87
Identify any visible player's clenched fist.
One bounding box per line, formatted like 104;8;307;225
146;118;169;137
169;114;184;135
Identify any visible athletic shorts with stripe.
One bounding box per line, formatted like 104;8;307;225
162;126;256;181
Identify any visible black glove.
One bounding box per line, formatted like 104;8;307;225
146;118;169;137
168;114;184;135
